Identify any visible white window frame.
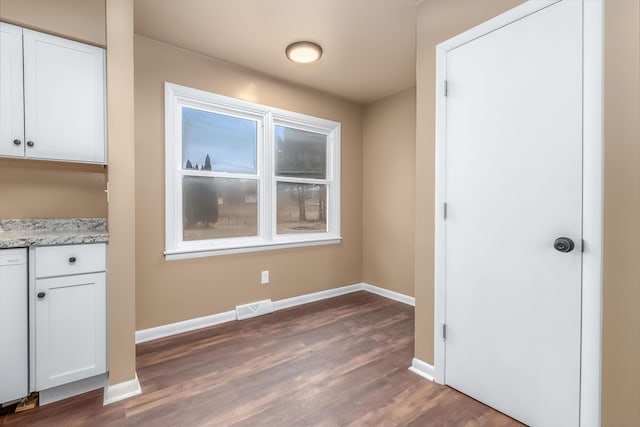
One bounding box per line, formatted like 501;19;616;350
164;82;341;260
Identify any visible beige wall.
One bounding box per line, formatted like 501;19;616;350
601;0;640;425
0;0;106;46
415;1;640;426
414;0;523;364
362;88;416;296
134;36;363;330
0;159;106;219
105;0;136;385
0;1;108;220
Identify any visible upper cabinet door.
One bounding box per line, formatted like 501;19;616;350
23;30;106;164
0;23;25;158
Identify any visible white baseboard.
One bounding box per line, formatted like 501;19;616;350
408;357;435;381
103;373;142;405
136;309;236;344
362;283;415;306
272;284;363;311
136;282;414;344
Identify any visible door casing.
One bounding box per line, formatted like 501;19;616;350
433;1;604;426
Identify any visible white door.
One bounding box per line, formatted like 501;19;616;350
35;273;106;390
443;1;583;426
0;22;25;158
22;29;106;163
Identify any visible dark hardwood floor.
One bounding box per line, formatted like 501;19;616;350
2;291;523;426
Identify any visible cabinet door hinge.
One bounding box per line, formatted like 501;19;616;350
443;202;448;220
444;80;448;97
442;324;447;340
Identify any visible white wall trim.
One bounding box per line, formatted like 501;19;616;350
433;2;603;426
272;284;363;311
580;1;604;426
165;237;342;260
408;357;435;382
136;310;236;344
362;283;415;306
136;283;415;344
103;373;142;406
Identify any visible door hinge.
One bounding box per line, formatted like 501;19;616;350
443;202;448;220
582;239;585;253
442;324;447;340
444;80;448;97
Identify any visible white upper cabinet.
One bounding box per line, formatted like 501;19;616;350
0;23;25;158
0;24;106;164
23;30;106;163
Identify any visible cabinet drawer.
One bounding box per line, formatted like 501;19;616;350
35;244;106;278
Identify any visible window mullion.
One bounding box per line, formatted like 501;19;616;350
262;112;273;242
174;104;185;248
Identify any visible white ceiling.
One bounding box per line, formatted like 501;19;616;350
133;0;418;104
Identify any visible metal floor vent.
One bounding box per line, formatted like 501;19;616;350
235;299;274;320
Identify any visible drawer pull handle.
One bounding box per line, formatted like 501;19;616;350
37;291;46;299
68;256;77;263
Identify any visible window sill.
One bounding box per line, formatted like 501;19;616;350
164;236;343;260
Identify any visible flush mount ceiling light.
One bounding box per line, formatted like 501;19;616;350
285;41;323;64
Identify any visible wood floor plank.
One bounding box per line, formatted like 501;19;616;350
2;291;524;426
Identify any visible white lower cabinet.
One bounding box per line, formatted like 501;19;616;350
33;244;107;392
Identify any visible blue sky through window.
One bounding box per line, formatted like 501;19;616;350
182;107;257;173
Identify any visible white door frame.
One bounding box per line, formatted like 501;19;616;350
433;1;604;426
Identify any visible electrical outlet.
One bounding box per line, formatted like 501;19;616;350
261;270;269;285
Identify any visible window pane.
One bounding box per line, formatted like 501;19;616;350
277;182;327;234
275;126;326;179
183;176;258;240
182;107;257;174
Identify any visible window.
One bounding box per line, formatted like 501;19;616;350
164;83;341;259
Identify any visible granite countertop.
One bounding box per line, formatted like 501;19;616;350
0;218;108;249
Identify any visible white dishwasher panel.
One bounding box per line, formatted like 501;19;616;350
0;248;28;404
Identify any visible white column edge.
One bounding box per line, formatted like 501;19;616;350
580;0;604;426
